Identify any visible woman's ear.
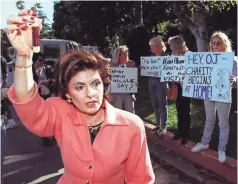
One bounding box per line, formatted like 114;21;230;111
65;93;71;99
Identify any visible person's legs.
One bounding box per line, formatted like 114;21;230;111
230;88;237;113
149;79;161;129
192;100;216;152
201;100;216;145
175;84;191;143
123;94;135;114
216;102;230;152
175;84;182;138
110;94;123;110
156;82;168;130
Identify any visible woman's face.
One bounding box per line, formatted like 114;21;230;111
66;69;104;115
211;37;225;52
119;50;128;65
170;44;183;55
149;41;160;55
34;56;44;69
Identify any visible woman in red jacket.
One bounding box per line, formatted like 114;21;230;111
6;9;155;184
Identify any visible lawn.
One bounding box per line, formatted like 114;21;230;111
135;76;237;159
144;103;178;129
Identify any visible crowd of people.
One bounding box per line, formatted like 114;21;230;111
1;8;237;183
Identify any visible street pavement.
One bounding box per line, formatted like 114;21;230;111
2;118;192;184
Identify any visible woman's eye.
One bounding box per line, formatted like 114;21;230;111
75;86;84;90
93;81;101;87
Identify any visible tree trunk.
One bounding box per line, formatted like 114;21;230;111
135;1;143;25
173;3;210;52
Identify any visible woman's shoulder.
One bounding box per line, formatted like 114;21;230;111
117;109;145;130
46;97;74;112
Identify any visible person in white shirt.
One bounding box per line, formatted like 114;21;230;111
110;45;136;113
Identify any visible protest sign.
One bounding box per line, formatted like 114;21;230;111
140;56;162;77
182;52;234;103
161;56;185;82
111;67;138;93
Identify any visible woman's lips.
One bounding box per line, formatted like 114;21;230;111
86;101;97;108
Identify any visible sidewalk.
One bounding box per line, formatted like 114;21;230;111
1;123;63;184
145;122;237;184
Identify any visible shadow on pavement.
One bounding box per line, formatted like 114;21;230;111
2;121;63;184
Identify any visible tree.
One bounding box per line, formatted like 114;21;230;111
16;0;25;10
15;1;54;38
52;1;237;57
172;1;237;52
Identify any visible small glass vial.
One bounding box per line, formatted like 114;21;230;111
31;7;40;53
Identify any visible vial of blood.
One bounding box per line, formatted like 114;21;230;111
31;7;40;53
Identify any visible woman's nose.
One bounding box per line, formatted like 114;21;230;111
87;87;95;97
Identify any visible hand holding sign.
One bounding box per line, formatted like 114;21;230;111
111;67;138;93
229;75;237;83
182;52;234;103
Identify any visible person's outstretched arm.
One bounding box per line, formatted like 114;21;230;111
6;9;60;138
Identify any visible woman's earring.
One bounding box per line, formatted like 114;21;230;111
67;98;72;104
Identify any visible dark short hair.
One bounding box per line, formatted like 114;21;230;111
32;52;45;64
54;50;111;100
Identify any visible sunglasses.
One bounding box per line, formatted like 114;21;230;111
212;42;222;47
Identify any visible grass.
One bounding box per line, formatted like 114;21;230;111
145;103;178;129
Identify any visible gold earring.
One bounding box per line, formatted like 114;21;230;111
67;98;72;104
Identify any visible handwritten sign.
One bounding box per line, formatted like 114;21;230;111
182;52;234;103
161;56;185;82
111;67;138;93
140;56;162;77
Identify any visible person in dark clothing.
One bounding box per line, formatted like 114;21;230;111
1;56;17;130
167;35;191;144
230;88;237;114
32;52;56;146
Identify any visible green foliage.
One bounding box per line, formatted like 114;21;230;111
15;1;54;39
16;1;25;10
145;104;177;129
52;1;237;55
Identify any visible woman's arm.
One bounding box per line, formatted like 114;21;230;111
125;120;155;184
6;9;60;138
14;54;35;102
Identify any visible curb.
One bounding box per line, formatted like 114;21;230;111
144;123;237;184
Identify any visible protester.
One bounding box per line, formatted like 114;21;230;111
168;35;191;144
6;9;155;183
191;31;237;163
110;45;137;113
149;36;168;136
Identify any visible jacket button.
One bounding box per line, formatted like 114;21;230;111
85;180;90;184
88;164;92;169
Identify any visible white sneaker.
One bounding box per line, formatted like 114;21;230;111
218;151;226;163
5;119;17;130
157;129;167;136
191;143;209;152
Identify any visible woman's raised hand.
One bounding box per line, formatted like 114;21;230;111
6;9;42;56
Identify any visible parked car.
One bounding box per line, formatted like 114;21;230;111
40;39;82;63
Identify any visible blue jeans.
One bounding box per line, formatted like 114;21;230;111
149;78;168;129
